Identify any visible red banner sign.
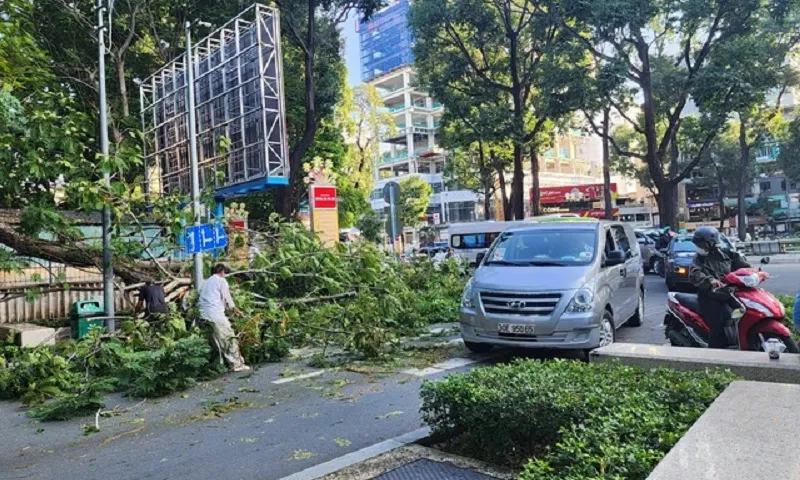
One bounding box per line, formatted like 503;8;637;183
311;185;337;210
533;183;617;205
577;208;620;219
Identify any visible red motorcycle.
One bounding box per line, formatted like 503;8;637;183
664;268;799;352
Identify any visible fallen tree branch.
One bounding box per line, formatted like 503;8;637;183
279;291;357;306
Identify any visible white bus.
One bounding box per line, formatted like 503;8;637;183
447;214;581;264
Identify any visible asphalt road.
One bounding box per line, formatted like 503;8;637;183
2;264;798;480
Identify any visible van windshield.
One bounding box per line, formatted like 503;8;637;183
485;229;598;266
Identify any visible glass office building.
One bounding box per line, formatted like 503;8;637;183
359;0;414;82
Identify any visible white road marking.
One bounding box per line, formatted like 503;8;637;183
401;355;494;377
278;428;431;480
272;370;325;384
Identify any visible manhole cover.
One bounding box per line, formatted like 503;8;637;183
373;459;499;480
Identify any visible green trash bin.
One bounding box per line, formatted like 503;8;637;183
70;300;105;339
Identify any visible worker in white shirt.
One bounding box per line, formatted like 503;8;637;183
197;264;249;372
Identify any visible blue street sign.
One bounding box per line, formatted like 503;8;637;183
214;222;228;249
184;223;228;254
184;227;199;254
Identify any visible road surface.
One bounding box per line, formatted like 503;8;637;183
2;264;797;480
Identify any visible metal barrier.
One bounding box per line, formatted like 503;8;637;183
736;238;800;255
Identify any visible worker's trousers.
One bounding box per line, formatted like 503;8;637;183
205;315;246;370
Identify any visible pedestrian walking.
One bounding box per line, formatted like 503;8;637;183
197;264;250;372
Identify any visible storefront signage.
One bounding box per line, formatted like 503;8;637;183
534;183;617;205
311;185;338;210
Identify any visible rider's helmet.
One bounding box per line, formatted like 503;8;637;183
692;226;719;255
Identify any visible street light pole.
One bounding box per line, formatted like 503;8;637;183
96;0;115;331
185;21;203;290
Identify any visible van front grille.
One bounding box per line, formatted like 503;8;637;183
479;291;561;316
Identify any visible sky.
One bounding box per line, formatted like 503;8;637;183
342;13;362;87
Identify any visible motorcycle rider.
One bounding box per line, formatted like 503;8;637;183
655;226;673;251
688;226;751;348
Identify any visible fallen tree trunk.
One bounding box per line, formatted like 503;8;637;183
0;221;179;286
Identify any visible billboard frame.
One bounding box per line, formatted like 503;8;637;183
139;4;289;200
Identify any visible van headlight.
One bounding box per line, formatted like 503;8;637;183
461;278;475;309
566;287;594;313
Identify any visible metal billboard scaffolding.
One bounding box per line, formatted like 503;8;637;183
139;4;289;200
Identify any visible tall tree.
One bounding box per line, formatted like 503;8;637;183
337;83;396;194
440;118;514;221
557;0;792;228
272;0;383;217
695;125;743;229
779;116;800;184
398;176;433;228
693;23;800;239
411;0;590;219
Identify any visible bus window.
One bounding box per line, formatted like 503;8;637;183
452;234;488;249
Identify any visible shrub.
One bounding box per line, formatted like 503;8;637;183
777;295;799;340
420;359;736;477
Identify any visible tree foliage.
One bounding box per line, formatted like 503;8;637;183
398;176;433;228
555;0;800;228
778;116;800;184
410;0;591;219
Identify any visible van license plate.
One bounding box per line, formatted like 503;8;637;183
498;323;534;335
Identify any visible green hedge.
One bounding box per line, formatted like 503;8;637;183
420;360;736;479
777;295;799;341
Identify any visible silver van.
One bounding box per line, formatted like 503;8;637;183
459;220;644;353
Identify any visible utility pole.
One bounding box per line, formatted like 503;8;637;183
96;0;115;331
185;21;203;290
389;186;397;256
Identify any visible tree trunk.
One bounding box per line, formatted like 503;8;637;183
478;142;491;221
278;0;318;219
0;222;157;285
511;143;524;219
737;123;750;241
116;57;130;118
495;162;511;221
602;107;613;220
529;147;540;217
657;183;676;230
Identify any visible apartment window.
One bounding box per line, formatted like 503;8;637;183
781;180;787;192
760;181;771;192
559;147;569;159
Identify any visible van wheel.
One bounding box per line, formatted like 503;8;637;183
628;291;644;327
599;312;615;347
464;341;493;353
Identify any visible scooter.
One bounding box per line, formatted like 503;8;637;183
664;268;799;352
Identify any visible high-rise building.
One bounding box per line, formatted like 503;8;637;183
359;0;479;245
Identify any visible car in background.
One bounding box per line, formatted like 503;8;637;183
459;220;644;354
634;230;660;273
664;234;737;291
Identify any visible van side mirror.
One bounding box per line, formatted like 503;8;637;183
604;250;625;267
475;252;486;266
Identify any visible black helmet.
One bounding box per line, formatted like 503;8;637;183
692;226;719;251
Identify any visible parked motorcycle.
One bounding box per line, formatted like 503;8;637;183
664;268;799;352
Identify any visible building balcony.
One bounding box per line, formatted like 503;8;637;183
381;122;435;143
379;153;416;164
385;104;407;113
